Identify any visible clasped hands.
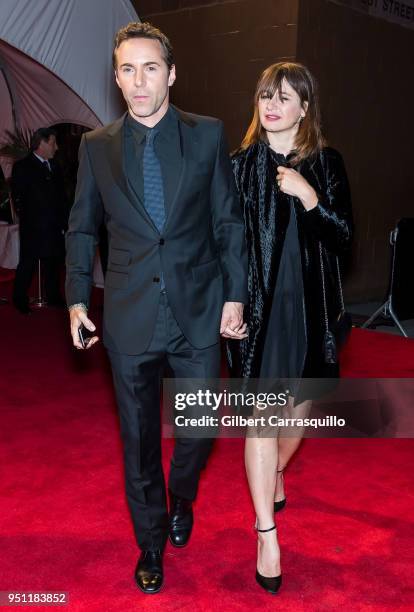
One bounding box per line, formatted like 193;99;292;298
220;301;248;340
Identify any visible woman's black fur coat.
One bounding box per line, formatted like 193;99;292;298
227;141;353;381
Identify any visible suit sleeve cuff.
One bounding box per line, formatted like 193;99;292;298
68;302;88;312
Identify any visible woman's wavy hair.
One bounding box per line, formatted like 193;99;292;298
240;62;326;165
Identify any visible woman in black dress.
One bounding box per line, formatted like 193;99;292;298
228;62;353;594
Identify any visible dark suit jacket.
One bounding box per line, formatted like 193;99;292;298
65;106;248;354
12;153;67;258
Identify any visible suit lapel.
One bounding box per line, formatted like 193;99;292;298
30;153;49;174
107;114;158;232
163;106;198;231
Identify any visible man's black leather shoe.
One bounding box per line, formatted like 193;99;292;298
168;491;193;547
134;550;163;594
14;302;32;315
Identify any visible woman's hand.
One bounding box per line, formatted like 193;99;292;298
276;166;318;211
220;302;248;340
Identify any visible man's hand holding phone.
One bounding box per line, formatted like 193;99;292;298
69;306;99;350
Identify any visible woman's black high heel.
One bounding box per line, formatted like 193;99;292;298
274;498;286;512
255;524;282;594
274;467;287;513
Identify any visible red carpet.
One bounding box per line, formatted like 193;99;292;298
0;266;15;286
1;287;413;611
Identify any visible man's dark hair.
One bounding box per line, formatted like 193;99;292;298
30;128;57;151
113;21;174;70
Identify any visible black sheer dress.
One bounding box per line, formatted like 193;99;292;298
259;150;307;392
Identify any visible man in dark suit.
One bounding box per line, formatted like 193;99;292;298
66;22;248;594
12;128;67;313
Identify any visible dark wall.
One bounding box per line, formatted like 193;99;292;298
133;0;299;147
296;0;414;302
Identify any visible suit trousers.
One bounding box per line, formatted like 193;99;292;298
107;291;220;551
13;255;62;306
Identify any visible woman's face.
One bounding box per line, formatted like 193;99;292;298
258;78;306;135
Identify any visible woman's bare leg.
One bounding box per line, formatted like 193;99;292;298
245;434;281;577
275;398;312;502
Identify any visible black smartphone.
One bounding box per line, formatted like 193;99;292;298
78;324;94;348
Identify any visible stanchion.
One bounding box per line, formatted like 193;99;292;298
362;218;414;338
30;259;47;308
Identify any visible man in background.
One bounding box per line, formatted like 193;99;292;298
12;127;67;313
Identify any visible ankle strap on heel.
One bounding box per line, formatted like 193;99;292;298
255;524;276;533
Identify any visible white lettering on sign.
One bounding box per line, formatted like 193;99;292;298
328;0;414;29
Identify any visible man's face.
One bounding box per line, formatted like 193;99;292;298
38;135;58;160
115;37;176;127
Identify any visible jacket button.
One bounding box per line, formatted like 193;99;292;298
159;238;165;245
153;276;160;283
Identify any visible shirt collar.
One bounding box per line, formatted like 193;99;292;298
264;141;296;165
34;152;48;164
126;106;177;143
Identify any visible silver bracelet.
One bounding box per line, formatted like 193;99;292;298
68;302;88;312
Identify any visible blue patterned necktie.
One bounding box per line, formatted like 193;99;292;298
143;128;165;232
